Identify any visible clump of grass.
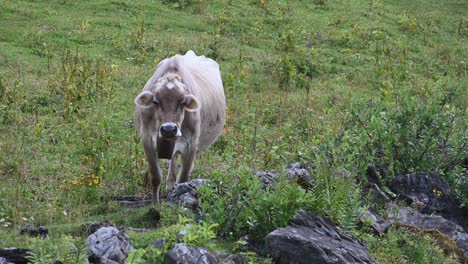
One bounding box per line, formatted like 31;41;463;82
398;13;418;32
363;226;456;264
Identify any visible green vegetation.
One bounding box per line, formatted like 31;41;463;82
0;0;466;263
364;226;453;264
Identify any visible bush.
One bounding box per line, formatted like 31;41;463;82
199;160;362;240
339;83;466;185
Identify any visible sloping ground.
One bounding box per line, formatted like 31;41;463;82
0;0;466;263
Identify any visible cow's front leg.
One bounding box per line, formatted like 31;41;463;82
166;153;178;193
143;137;163;204
177;142;198;184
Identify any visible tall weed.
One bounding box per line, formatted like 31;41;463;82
47;48;116;121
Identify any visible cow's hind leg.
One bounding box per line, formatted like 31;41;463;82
143;137;163;204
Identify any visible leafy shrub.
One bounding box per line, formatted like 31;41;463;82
342;83;466;184
398;13;417;32
199;161;362;240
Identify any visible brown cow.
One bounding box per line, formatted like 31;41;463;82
134;50;226;204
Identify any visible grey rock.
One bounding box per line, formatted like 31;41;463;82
19;224;48;238
166;243;218;264
0;257;12;264
254;171;278;189
333;168;352;179
167;179;210;221
166;244;247;264
266;211;377;264
360;209;391;235
215;252;248;264
286;163;314;189
0;248;31;264
362;183;392;209
387;207;468;257
188;179;211;189
153;238;166;250
389;172;467;229
86;227;134;264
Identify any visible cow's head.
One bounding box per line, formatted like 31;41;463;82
135;73;200;140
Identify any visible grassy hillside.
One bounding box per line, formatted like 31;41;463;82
0;0;466;263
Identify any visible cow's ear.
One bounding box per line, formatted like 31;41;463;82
184;94;200;112
135;91;154;109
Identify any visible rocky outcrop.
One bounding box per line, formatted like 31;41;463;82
387;207;468;260
389;172;467;229
19;224;48;239
166;244;217;264
86;226;134;264
0;248;31;264
286;163;313;189
166;244;246;264
361;209;391;235
265;211;377;264
256;163;314;190
167;179;210;221
254;171;278;190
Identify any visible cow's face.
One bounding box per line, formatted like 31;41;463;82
135;75;200;140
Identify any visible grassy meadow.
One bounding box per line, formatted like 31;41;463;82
0;0;466;263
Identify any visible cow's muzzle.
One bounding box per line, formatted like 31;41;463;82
159;122;182;139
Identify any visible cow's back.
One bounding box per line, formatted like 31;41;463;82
179;51;226;151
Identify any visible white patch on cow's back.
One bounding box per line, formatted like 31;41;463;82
166;81;175;89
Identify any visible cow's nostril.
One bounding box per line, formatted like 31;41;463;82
160;124;178;137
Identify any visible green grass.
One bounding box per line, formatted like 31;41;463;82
0;0;466;263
